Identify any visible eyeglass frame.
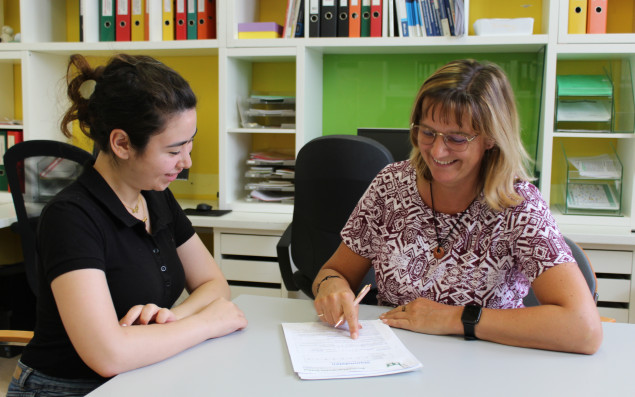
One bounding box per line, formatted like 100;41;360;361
410;123;479;152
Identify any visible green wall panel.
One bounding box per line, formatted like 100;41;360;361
322;52;545;167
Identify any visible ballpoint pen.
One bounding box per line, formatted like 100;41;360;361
335;283;371;328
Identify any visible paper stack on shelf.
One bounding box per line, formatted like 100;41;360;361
238;22;283;39
238;96;296;129
245;151;295;203
560;142;623;216
556;74;614;133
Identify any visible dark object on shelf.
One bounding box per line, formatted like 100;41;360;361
183;208;232;217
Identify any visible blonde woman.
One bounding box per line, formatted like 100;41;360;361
313;59;602;354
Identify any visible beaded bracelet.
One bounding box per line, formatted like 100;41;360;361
315;275;342;294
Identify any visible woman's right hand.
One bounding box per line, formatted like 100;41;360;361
197;297;248;338
313;276;361;338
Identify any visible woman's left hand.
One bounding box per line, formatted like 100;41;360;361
119;304;177;326
379;298;462;335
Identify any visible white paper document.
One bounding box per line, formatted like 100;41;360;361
568;154;621;179
282;320;422;380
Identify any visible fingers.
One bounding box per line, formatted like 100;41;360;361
119;305;143;326
380;305;408;319
345;306;361;339
315;293;363;339
154;308;176;324
119;304;175;326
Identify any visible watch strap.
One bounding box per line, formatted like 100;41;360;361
461;305;482;340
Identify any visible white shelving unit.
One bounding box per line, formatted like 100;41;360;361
2;0;635;318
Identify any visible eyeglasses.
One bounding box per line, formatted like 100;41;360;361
410;123;478;152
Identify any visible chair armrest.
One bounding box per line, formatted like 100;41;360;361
277;225;298;292
0;330;33;344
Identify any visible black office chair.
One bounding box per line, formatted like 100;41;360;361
523;235;599;307
277;135;394;302
4;140;94;296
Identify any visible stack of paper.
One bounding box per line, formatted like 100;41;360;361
568;154;621;179
282;320;422;380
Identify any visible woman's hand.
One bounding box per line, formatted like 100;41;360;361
313;276;362;338
119;304;177;326
197;297;248;338
380;298;462;335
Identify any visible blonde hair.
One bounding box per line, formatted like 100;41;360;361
409;59;533;211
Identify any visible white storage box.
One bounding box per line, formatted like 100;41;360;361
473;18;534;36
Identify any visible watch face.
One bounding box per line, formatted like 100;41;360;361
461;305;482;324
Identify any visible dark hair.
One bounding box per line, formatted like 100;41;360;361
61;54;197;153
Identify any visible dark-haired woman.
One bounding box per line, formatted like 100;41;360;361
8;54;246;396
312;59;602;355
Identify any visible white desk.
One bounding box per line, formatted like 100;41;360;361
88;295;635;397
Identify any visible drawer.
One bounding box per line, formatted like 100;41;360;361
229;285;284;300
221;258;282;284
598;307;629;323
597;278;631;302
585;250;633;274
220;233;279;257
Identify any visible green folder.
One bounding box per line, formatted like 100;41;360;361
557;75;613;97
99;0;115;42
187;0;198;40
361;0;371;37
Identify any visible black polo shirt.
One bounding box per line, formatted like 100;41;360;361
21;163;195;380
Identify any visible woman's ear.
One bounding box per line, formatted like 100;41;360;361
109;129;131;160
485;138;496;150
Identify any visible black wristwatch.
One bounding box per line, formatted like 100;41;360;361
461;305;482;340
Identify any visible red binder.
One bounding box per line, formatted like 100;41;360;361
175;0;187;39
587;0;607;34
370;0;382;37
197;0;217;39
116;0;131;41
6;130;24;193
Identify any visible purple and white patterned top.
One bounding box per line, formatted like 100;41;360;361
341;161;574;309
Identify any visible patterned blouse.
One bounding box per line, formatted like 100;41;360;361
341;161;574;309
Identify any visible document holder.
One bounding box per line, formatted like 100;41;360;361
557;141;622;216
238;96;296;128
555;74;613;133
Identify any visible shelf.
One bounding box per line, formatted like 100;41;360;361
229;128;296;134
0;41;220;56
553;132;635;138
229;35;549;54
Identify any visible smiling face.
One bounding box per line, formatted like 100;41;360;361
417;106;493;190
129;108;197;191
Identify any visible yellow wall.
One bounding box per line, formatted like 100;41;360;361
259;0;287;25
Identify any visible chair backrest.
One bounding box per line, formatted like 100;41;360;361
4;140;94;295
289;135;394;297
523;235;598;306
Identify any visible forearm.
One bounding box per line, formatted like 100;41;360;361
475;304;602;354
79;297;245;378
171;278;231;320
95;314;212;377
